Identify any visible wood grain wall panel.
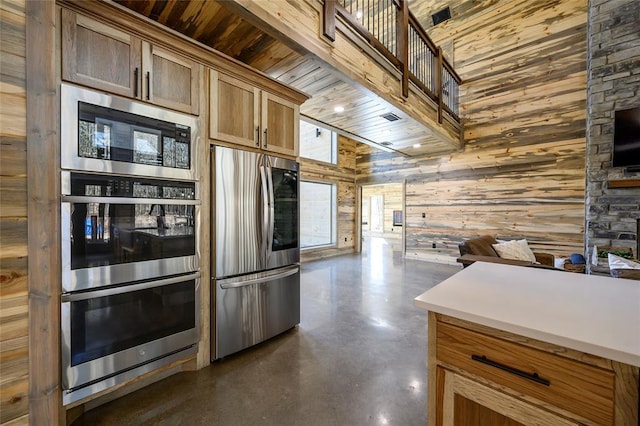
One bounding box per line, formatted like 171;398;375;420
357;0;587;262
0;0;28;423
301;135;357;262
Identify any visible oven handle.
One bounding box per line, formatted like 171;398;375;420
61;196;199;205
62;272;200;302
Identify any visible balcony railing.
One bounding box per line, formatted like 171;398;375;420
323;0;461;123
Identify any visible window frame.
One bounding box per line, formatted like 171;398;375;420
298;119;338;165
299;179;338;250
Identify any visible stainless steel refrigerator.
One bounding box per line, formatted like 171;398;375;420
212;145;300;360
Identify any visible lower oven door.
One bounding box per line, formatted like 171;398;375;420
61;272;200;392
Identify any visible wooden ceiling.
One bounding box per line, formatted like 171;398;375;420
114;0;459;157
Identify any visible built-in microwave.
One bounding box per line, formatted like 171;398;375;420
61;83;199;180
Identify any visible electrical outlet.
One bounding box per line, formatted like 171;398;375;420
344;237;347;242
432;243;436;248
422;213;426;218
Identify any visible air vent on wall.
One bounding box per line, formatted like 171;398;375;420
432;7;451;26
381;113;401;122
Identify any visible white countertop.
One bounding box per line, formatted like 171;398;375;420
414;262;640;367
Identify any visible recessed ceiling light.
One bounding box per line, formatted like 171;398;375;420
356;10;363;19
334;106;344;113
413;143;421;148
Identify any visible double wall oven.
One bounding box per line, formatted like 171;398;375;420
60;84;200;405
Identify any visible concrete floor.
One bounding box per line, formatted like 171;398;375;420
74;239;461;425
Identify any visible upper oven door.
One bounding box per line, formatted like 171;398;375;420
61;173;200;293
61;83;199;180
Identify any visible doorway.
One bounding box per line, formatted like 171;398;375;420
359;183;404;258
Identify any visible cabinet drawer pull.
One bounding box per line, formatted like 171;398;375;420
134;67;139;97
146;71;151;100
263;128;268;148
471;355;550;386
255;126;260;147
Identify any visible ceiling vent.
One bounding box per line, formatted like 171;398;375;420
380;141;392;146
432;7;451;26
381;113;401;122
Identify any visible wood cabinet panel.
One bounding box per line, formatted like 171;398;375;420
62;9;140;97
210;70;299;157
210;70;259;148
440;369;579;426
63;10;200;114
143;42;200;115
436;321;614;425
262;92;298;157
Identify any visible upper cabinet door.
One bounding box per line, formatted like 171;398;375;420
210;70;260;149
61;9;141;98
142;42;200;115
261;92;299;157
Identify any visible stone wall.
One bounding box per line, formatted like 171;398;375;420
585;0;640;269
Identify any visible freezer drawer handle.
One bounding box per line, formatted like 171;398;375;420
471;355;550;386
218;266;299;289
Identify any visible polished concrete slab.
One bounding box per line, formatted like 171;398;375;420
74;239;461;425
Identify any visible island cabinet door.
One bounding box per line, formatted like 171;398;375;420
438;368;580;426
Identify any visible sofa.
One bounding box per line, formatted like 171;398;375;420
457;235;556;269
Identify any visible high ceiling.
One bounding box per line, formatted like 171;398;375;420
115;0;460;157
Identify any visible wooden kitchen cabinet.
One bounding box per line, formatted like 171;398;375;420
210;69;300;157
429;314;632;426
62;8;141;98
62;10;200;115
141;41;200;115
438;368;580;425
261;91;298;157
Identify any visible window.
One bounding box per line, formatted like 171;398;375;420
300;181;336;248
299;120;337;164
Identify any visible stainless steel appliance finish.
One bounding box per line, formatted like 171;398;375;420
215;265;300;359
61;83;199;180
215;146;299;278
60;86;201;404
61;172;199;292
213;146;300;360
61;273;200;404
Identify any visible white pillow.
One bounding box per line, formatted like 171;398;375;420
492;239;537;262
608;253;640;270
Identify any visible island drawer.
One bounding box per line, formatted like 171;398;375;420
436;321;615;425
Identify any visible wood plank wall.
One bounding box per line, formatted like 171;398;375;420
0;0;29;423
357;0;587;263
300;135;357;262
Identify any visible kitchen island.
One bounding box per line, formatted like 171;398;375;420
414;262;639;425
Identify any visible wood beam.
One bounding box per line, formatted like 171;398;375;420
26;0;62;423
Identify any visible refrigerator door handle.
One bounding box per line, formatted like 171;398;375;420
218;265;299;289
266;160;275;257
259;160;269;259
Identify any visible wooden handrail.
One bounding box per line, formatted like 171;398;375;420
323;0;461;123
